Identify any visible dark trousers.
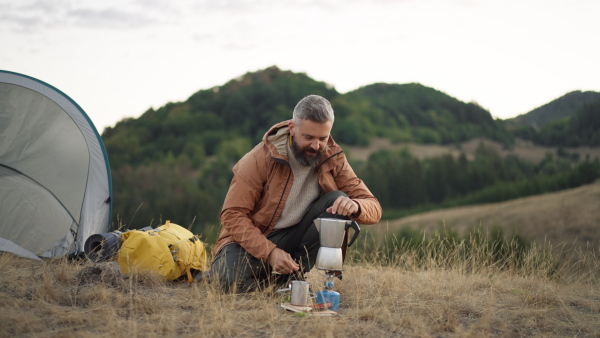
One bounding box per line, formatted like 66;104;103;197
210;191;348;292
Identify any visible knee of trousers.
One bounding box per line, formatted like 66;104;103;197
322;190;348;201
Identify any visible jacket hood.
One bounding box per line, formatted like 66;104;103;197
264;121;290;158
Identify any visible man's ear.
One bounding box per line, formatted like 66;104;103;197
288;121;295;134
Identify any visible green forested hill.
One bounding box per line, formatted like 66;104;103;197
508;92;600;147
511;90;600;128
534;98;600;146
337;83;512;145
103;67;512;170
101;66;600;236
102;66;338;169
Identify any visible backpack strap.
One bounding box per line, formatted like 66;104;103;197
176;260;194;284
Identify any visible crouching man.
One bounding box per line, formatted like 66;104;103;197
211;94;382;292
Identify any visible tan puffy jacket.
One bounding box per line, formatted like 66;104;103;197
213;120;382;261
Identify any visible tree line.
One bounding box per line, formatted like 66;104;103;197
356;143;600;219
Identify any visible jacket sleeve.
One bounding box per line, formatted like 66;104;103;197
334;160;382;225
220;150;277;261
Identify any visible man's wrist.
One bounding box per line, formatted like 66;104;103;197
351;200;361;217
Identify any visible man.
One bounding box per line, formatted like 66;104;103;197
211;94;382;292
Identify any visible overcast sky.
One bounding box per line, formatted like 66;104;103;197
2;0;599;133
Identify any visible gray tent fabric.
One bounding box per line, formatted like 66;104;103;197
0;70;112;259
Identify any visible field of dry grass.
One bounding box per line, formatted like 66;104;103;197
346;137;600;164
2;233;599;337
373;180;600;250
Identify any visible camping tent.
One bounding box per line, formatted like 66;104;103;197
0;70;112;259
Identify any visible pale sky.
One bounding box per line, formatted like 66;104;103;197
2;0;599;133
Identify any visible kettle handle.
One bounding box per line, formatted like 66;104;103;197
345;221;361;247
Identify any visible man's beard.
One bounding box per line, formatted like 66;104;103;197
290;137;323;167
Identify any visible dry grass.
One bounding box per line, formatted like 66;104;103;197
2;235;599;338
377;180;600;250
345;137;600;164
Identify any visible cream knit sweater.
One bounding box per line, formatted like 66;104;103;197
273;143;320;230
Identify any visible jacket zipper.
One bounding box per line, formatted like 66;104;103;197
317;150;343;170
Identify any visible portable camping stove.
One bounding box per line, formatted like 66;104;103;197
316;271;341;311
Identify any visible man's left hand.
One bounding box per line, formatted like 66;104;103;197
326;196;359;217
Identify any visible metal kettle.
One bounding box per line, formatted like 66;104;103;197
313;218;361;248
313;218;361;271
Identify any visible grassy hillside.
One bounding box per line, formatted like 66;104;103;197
346;137;600;164
374;180;600;249
1;233;599;337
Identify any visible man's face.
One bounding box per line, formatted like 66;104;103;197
289;119;333;167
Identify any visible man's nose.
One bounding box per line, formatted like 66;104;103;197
311;141;320;150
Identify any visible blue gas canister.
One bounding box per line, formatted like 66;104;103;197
317;289;340;311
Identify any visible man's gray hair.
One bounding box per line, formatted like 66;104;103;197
292;95;335;124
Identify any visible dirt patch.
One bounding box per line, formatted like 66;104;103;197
77;261;124;286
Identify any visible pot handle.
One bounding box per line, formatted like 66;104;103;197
345;220;361;247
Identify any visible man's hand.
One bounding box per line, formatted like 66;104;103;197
268;247;300;274
326;196;359;216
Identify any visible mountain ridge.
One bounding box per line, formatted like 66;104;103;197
510;90;600;128
102;66;513;169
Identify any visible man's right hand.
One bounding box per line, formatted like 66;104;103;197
268;247;300;274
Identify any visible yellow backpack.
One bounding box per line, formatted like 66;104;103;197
117;221;207;283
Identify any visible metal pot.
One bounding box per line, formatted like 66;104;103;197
313;218;360;248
